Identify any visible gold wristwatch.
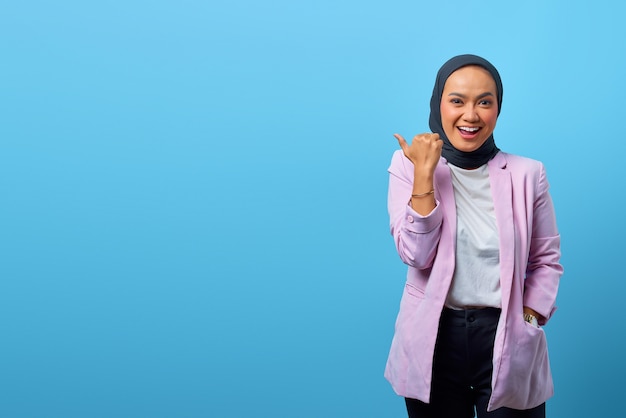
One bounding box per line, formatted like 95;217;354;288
524;313;539;327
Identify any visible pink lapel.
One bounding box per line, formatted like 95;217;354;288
488;153;515;310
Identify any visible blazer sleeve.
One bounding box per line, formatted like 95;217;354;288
387;150;443;270
524;163;564;324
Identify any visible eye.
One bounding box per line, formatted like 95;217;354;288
479;99;493;106
450;98;463;105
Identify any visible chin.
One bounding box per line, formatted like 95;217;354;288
450;142;481;153
459;146;482;153
449;138;488;153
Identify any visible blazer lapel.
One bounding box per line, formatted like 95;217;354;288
488;153;515;309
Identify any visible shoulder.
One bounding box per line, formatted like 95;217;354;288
493;152;550;193
388;149;413;175
497;152;544;172
493;151;547;180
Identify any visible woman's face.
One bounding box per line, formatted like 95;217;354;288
440;65;499;153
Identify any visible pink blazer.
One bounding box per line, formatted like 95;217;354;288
384;150;563;411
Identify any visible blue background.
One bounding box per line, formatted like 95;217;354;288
1;1;623;417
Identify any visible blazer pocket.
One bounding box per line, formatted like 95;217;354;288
502;318;552;408
405;283;425;299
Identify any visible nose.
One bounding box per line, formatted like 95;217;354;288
463;106;480;122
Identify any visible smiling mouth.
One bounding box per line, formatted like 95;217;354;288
457;126;481;138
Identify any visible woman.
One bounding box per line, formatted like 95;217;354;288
385;54;563;418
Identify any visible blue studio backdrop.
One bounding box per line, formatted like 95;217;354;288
1;1;624;417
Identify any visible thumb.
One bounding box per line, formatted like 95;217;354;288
393;133;409;154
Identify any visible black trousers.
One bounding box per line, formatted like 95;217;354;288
405;308;545;418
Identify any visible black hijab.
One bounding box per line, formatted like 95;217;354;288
428;54;503;169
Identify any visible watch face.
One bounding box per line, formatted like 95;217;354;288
524;313;539;327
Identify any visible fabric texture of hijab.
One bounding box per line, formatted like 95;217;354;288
429;54;503;169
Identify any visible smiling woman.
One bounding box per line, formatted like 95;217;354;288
386;55;563;418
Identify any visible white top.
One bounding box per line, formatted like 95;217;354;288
445;163;501;309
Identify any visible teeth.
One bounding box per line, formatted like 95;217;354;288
459;127;479;132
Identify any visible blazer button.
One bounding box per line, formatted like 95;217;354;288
407;215;414;223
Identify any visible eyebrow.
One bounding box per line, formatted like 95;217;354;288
447;92;495;100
